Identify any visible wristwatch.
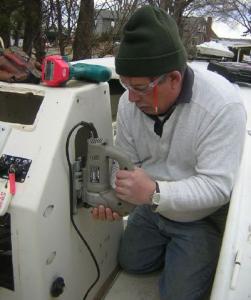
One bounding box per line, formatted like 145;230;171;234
151;181;160;211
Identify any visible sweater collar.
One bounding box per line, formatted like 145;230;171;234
176;65;194;104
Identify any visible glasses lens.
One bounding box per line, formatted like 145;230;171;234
119;74;166;95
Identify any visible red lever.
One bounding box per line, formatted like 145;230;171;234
8;172;16;195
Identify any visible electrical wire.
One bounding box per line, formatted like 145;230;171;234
65;121;100;300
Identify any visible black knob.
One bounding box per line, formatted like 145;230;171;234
50;277;65;297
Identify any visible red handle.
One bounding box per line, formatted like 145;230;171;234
8;172;16;195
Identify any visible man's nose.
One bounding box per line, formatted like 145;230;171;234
128;90;141;102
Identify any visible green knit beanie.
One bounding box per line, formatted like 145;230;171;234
115;6;187;77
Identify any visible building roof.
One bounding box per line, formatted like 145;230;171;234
219;38;251;49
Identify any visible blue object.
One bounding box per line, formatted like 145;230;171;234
70;63;112;83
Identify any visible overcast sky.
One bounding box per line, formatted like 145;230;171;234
212;22;249;39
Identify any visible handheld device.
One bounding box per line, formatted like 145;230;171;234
84;138;135;216
42;55;112;86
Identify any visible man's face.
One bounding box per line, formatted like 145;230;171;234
119;72;181;115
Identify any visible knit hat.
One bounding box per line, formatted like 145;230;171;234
115;6;187;77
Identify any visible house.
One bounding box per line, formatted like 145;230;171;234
182;16;218;57
219;38;251;62
95;10;117;35
94;9;219;58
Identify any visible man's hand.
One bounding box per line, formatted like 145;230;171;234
91;167;155;221
115;167;156;205
91;205;121;221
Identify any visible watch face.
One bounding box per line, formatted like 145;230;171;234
152;192;160;205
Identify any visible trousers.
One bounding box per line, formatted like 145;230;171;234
118;204;228;300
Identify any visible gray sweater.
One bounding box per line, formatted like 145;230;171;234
115;65;247;222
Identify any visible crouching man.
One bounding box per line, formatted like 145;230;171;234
92;6;246;300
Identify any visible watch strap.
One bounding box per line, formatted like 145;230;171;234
155;181;160;193
151;181;160;212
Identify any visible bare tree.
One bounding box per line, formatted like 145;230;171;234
0;0;23;48
93;0;142;57
212;0;250;36
23;0;45;61
1;0;249;63
55;0;65;55
157;0;195;26
73;0;95;60
64;0;80;45
11;8;24;47
184;0;251;36
41;0;79;55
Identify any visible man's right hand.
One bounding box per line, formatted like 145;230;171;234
91;205;121;221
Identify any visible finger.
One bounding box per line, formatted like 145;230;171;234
98;205;106;220
116;170;132;179
115;178;131;189
91;207;99;219
115;186;129;198
105;208;115;221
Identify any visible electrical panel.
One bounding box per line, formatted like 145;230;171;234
0;155;32;182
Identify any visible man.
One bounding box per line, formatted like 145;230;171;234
92;6;246;300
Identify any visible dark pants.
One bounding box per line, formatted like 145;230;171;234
118;204;228;300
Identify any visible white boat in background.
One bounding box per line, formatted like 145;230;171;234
196;41;234;58
243;54;251;63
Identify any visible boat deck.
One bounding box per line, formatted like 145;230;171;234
104;270;160;300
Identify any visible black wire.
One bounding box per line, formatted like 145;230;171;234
65;121;100;300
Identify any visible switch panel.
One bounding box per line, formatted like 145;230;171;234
0;155;32;183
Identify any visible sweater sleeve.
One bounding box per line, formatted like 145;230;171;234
157;102;247;221
115;94;140;165
110;93;139;188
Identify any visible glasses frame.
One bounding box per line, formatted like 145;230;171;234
119;74;167;96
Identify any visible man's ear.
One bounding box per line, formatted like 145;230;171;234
168;71;182;89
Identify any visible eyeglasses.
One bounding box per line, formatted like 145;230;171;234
119;74;167;95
